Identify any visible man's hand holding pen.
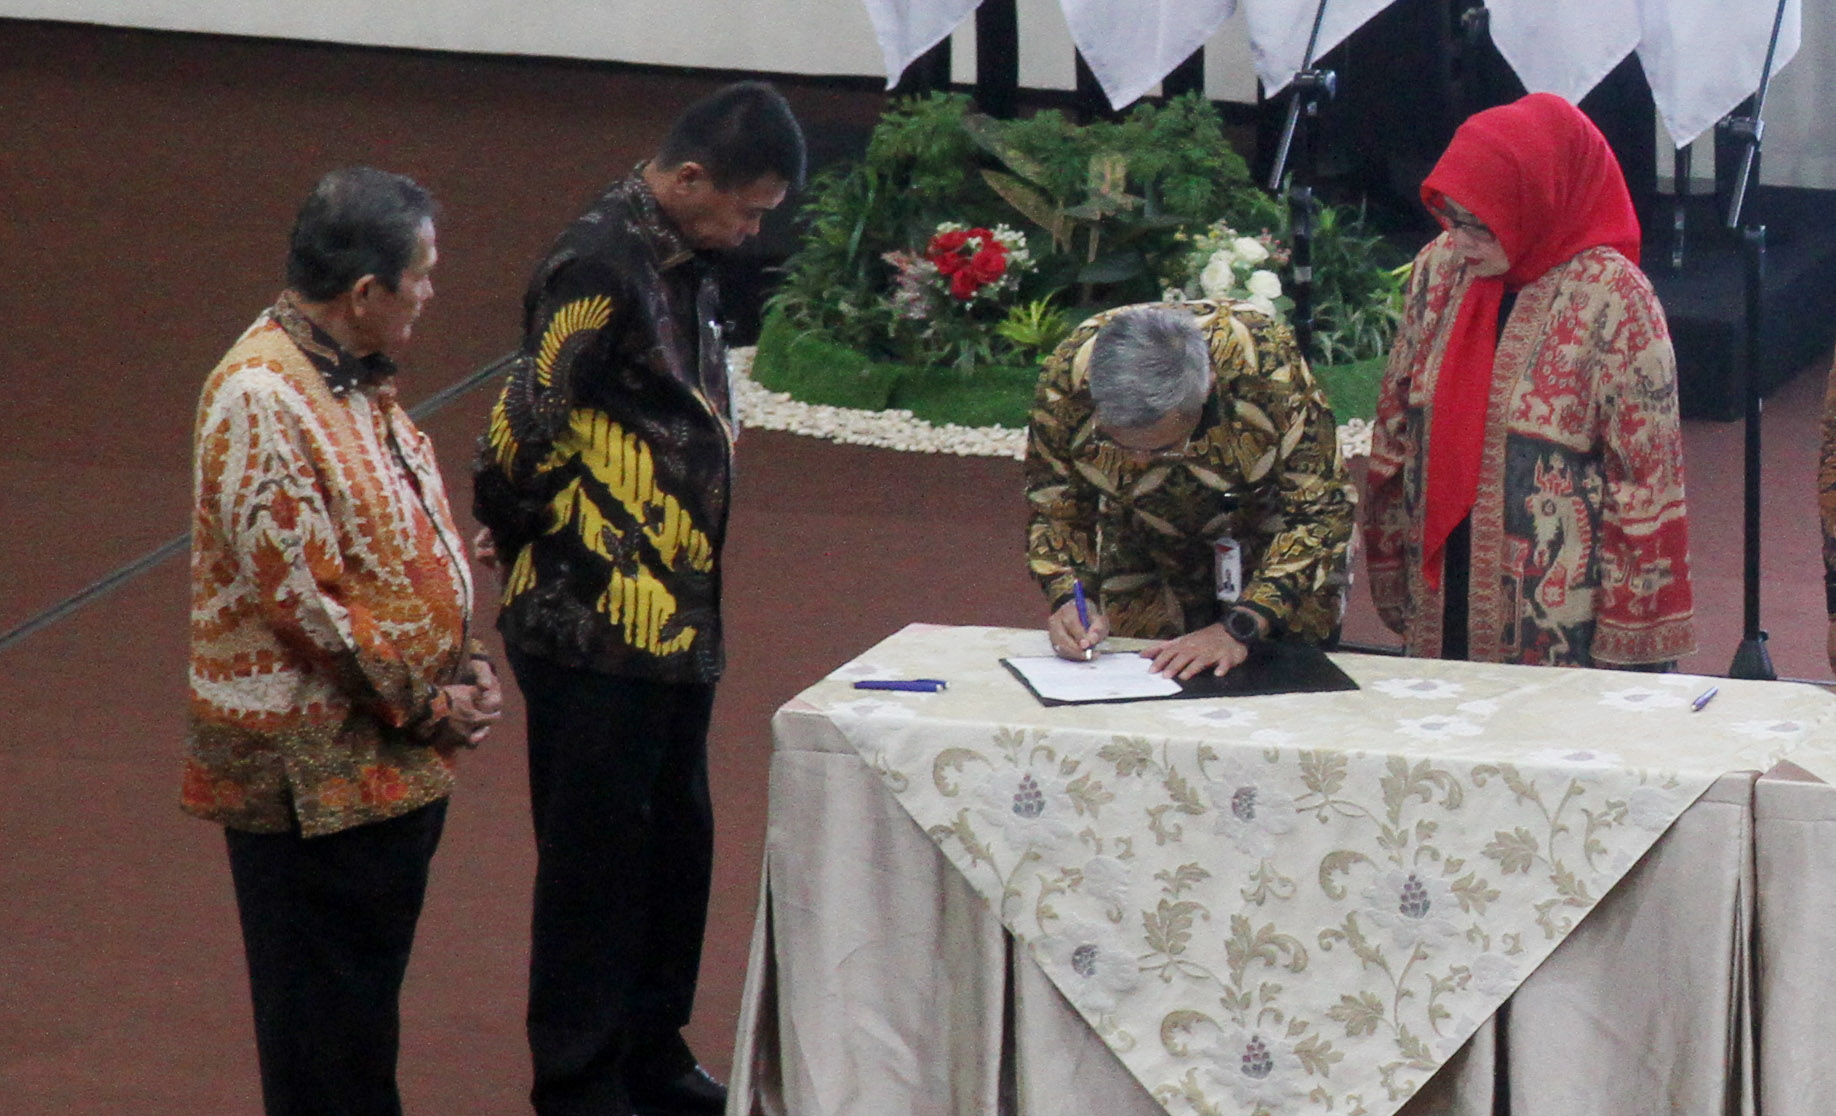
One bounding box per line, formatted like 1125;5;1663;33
1049;597;1110;662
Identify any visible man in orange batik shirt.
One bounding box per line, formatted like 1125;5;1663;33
184;166;500;1116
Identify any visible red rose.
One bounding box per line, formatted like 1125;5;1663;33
927;229;970;258
932;250;965;275
949;270;979;300
966;245;1007;284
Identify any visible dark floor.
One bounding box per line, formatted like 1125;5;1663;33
1;19;1831;1114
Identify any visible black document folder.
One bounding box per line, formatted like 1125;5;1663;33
1002;639;1359;707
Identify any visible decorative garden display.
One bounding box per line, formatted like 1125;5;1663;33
755;93;1405;433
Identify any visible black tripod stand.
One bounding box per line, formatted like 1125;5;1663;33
1266;0;1338;361
1723;0;1793;682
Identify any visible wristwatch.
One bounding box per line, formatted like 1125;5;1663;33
1222;607;1266;646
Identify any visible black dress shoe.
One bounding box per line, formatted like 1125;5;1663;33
629;1063;727;1116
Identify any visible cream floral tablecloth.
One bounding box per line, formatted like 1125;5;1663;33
797;624;1836;1116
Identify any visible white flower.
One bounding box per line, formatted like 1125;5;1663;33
1468;951;1520;998
1599;686;1688;712
1163;702;1260;730
1338;416;1372;460
1360;867;1462;950
1080;855;1134;915
1204;1028;1307;1110
1206;760;1297;859
1245;268;1283;300
1628;783;1682;831
992;223;1028;252
1244;295;1279;319
1199;253;1237;300
975;752;1078;853
1371;677;1465;701
1036;920;1141;1015
1523;747;1624;769
1231;236;1271;265
1395;715;1484;740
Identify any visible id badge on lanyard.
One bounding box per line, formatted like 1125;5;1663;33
1214;536;1243;602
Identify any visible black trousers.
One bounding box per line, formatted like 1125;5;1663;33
224;799;448;1116
510;651;717;1116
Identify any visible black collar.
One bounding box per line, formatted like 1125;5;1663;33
617;164;699;273
271;291;397;397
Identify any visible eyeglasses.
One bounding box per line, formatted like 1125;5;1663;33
1439;209;1497;243
1091;426;1197;463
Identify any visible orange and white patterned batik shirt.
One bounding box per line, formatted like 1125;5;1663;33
184;295;474;837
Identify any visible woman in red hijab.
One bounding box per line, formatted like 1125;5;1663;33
1365;92;1695;667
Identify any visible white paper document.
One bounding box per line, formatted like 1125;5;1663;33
1002;652;1183;703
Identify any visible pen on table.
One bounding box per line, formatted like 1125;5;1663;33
1072;579;1094;662
853;679;947;693
1690;685;1719;713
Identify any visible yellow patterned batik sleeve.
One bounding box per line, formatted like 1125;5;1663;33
537;295;613;390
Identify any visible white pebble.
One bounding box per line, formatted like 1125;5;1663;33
728;347;1365;460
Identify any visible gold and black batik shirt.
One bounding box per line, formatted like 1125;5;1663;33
475;168;734;682
1024;300;1354;642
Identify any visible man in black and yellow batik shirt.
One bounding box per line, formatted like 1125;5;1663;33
472;83;803;1116
1026;303;1354;680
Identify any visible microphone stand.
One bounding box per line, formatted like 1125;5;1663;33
1669;145;1691;272
1723;0;1791;682
1266;0;1337;361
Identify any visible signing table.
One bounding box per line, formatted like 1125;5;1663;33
727;624;1836;1116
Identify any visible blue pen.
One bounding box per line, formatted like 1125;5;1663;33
1072;579;1094;661
854;679;947;693
1690;685;1719;712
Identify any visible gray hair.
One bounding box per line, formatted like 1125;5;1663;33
1087;307;1211;429
286;167;436;301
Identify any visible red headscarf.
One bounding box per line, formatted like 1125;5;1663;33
1416;92;1641;588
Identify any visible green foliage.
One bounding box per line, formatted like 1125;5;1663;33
1312;356;1386;425
763;91;1401;421
994;297;1073;363
1299;203;1409;367
963;94;1277;302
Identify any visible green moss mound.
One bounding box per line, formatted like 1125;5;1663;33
753;310;1036;428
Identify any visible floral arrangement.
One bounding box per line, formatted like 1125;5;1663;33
887;222;1032;314
754;93;1405;430
880;222;1037;372
1164;222;1293;320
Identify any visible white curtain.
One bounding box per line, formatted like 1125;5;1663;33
1487;0;1801;148
1486;1;1644;114
1060;0;1237;109
1243;0;1402;95
1636;0;1801;148
6;0;1827;185
859;0;983;87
